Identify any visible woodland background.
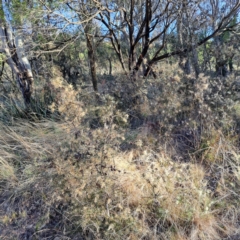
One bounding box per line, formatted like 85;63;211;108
0;1;240;239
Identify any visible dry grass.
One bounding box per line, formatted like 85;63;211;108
0;64;240;239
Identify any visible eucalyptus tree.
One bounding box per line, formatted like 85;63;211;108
0;0;109;98
176;0;202;77
96;0;240;78
64;0;101;91
176;0;191;74
198;0;238;76
0;0;77;104
212;0;232;76
144;0;240;77
0;0;34;104
2;0;239;104
97;0;177;78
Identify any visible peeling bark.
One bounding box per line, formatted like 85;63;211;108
0;2;34;105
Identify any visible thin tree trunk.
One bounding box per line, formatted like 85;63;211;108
86;33;98;91
132;0;152;79
229;57;234;72
140;0;146;75
0;61;4;81
212;9;229;77
108;58;112;75
191;47;200;78
129;46;135;71
128;0;135;71
177;2;192;75
70;2;98;92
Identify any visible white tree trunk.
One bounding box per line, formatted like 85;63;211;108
0;1;34;104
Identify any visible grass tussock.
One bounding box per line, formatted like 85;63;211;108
0;65;240;239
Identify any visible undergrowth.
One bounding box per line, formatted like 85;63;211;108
0;65;240;240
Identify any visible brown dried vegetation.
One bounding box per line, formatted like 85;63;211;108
0;64;240;240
